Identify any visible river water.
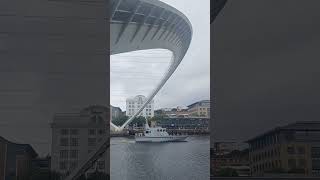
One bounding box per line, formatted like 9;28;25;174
110;136;210;180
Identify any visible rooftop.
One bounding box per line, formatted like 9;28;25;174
187;100;210;108
246;121;320;143
0;136;38;158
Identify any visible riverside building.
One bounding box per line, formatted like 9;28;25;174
51;105;109;177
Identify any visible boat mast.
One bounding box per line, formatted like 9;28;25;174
145;116;150;129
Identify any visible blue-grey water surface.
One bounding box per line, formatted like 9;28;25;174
111;136;209;180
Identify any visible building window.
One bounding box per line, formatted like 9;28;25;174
70;138;79;146
69;161;78;170
88;138;96;146
312;159;320;170
298;159;306;168
60;129;69;135
70;129;79;135
88;129;96;135
297;146;305;154
98;129;105;135
287;146;295;154
70;150;78;159
60;150;68;159
98;161;105;170
288;159;296;169
60;138;69;146
312;147;320;158
59;161;67;170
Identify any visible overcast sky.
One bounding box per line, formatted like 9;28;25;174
111;0;210;111
213;0;320;142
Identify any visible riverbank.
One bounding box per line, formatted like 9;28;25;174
111;129;209;137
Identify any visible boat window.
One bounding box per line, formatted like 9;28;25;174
145;131;149;134
160;129;162;132
157;129;159;132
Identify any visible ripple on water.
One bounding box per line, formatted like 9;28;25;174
111;136;210;180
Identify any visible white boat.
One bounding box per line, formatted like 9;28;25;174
135;124;188;143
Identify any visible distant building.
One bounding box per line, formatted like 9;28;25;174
0;136;37;180
110;105;123;120
187;100;210;118
157;117;209;130
212;149;251;177
154;109;164;116
51;105;109;177
126;95;154;118
160;108;173;112
246;121;320;177
154;106;189;118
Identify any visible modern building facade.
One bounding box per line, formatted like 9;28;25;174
126;95;154;118
247;121;320;177
0;136;37;180
51;105;109;178
187;100;211;118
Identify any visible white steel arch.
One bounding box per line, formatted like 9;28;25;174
110;0;193;131
66;0;192;179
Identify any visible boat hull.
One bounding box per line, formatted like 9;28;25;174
135;136;188;142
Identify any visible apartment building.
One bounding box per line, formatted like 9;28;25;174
126;95;154;118
187;100;210;118
51;105;109;177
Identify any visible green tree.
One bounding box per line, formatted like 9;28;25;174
112;115;128;126
130;116;146;127
112;115;147;127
